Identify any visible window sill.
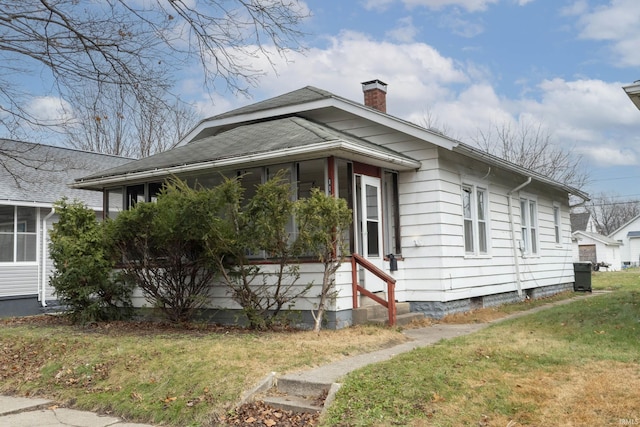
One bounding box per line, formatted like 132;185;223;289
464;253;492;259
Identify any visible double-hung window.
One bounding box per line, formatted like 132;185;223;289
462;185;489;255
0;205;38;263
520;198;538;255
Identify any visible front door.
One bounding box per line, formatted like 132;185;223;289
355;174;384;293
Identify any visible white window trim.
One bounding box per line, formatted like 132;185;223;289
520;195;539;257
553;203;562;246
462;183;491;257
0;205;40;265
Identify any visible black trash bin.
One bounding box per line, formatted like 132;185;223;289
573;262;592;292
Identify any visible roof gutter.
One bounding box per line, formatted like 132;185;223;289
507;177;532;298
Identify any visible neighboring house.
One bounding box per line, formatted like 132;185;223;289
609;214;640;268
73;80;589;327
570;211;598;233
0;139;131;317
571;231;621;270
569;211;620;269
623;81;640;110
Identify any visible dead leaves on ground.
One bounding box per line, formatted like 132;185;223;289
222;401;319;427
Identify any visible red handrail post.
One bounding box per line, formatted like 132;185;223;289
351;256;359;309
387;279;396;326
351;253;397;326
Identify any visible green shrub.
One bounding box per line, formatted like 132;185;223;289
49;199;133;323
106;179;223;323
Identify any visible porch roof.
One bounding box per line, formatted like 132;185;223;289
72;116;421;190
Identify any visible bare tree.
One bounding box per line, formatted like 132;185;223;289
0;0;307;148
471;120;589;189
65;83;198;158
584;193;640;235
418;107;459;140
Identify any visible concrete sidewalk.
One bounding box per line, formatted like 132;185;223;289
0;292;601;426
0;396;155;427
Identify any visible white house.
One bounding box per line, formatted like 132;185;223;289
571;231;621;270
73;81;589;327
609;214;640;268
0;140;130;317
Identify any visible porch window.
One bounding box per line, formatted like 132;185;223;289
0;205;37;263
106;188;123;219
520;198;538;255
297;159;325;199
462;185;489;255
126;185;145;209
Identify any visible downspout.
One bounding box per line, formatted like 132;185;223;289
507;177;532;298
40;208;55;307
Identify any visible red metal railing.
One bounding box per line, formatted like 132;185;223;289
351;253;397;326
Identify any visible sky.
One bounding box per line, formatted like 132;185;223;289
9;0;640;201
183;0;640;201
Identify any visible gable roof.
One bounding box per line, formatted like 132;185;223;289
570;212;591;232
72;85;590;201
609;213;640;238
210;86;335;121
572;230;621;246
73;116;421;189
0;139;132;209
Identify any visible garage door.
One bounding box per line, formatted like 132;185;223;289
579;244;596;264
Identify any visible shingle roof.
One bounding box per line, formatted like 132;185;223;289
576;231;621;246
570;212;591;232
79;116;418;181
208;86;335;121
0;139;131;208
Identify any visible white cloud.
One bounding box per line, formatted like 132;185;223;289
189;30;640;172
560;0;588;16
439;12;485;37
386;16;420;42
362;0;501;12
574;0;640;66
577;146;638;167
402;0;499;12
28;96;74;124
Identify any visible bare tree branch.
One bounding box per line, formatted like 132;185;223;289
584;192;640;235
0;0;307;169
470;120;589;189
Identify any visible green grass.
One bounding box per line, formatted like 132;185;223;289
322;270;640;426
0;321;406;426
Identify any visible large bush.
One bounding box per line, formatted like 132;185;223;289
208;174;311;330
106;179;223;323
49;199;134;324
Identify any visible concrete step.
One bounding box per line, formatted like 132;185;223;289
276;378;330;397
261;394;323;414
352;302;414;325
367;312;425;326
259;378;329;414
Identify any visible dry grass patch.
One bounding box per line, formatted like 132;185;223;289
0;317;408;426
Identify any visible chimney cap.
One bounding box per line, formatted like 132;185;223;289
361;79;387;92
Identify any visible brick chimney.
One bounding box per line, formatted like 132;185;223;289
361;79;387;113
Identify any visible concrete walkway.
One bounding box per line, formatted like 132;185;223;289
0;396;154;427
0;292;601;426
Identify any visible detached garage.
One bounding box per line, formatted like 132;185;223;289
572;231;621;271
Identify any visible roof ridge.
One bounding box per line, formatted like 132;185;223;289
0;138;134;160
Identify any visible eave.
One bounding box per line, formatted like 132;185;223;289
71;139;422;191
623;82;640;110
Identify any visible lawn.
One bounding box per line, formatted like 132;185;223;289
0;318;406;426
322;269;640;426
1;269;638;426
